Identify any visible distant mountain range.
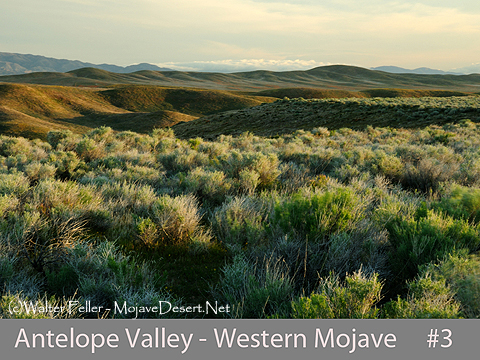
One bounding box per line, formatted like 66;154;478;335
0;52;172;75
370;66;462;75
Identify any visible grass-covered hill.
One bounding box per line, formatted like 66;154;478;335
1;120;480;319
0;83;276;139
172;95;480;139
2;65;480;91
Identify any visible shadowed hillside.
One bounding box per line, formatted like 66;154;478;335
256;88;472;100
172;96;480;139
100;85;274;116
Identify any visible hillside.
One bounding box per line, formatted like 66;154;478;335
172;95;480;139
0;83;275;139
256;88;471;100
2;65;480;91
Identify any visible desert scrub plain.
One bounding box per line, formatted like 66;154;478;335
1;95;480;319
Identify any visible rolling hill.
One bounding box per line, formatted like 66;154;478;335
0;83;276;139
1;64;480;140
1;65;480;92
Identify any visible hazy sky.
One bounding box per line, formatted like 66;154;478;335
1;0;480;71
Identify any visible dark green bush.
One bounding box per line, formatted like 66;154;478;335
45;264;79;296
273;188;364;242
290;270;382;319
386;208;480;283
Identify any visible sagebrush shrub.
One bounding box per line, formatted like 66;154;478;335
383;272;461;319
291;270;382;319
432;184;480;224
423;252;480;318
273;187;365;242
386;208;480;283
214;254;294;318
147;194;210;246
211;195;270;252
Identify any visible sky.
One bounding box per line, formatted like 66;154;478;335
1;0;480;72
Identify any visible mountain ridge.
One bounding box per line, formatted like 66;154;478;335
371;66;462;75
0;52;172;75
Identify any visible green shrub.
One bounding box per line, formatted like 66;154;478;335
0;172;30;196
423;252;480;318
24;162;57;182
0;136;32;157
147;194;210;246
0;256;16;285
433;184;480;223
211;195;270;252
66;240;178;318
400;157;459;193
290;270;382;319
50;151;82;179
47;130;74;150
45;264;79;296
135;216;159;247
215;254;294;318
383;272;461;319
273;187;365;242
15;216;85;274
238;168;261;195
182;168;232;207
76;137;105;162
0;194;19;216
386;209;480;282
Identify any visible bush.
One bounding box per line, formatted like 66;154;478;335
273;187;365;242
424;252;480;318
47;130;74;150
65;240;179;318
24;162;57;182
181;168;232;207
432;184;480;224
383;272;461;319
290;270;382;319
0;172;30;196
76;138;105;162
386;208;480;283
15;216;85;274
214;254;294;318
400;157;459;193
211;195;270;252
147;194;210;246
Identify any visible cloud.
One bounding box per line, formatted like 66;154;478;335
3;0;480;69
105;1;480;36
155;59;332;72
